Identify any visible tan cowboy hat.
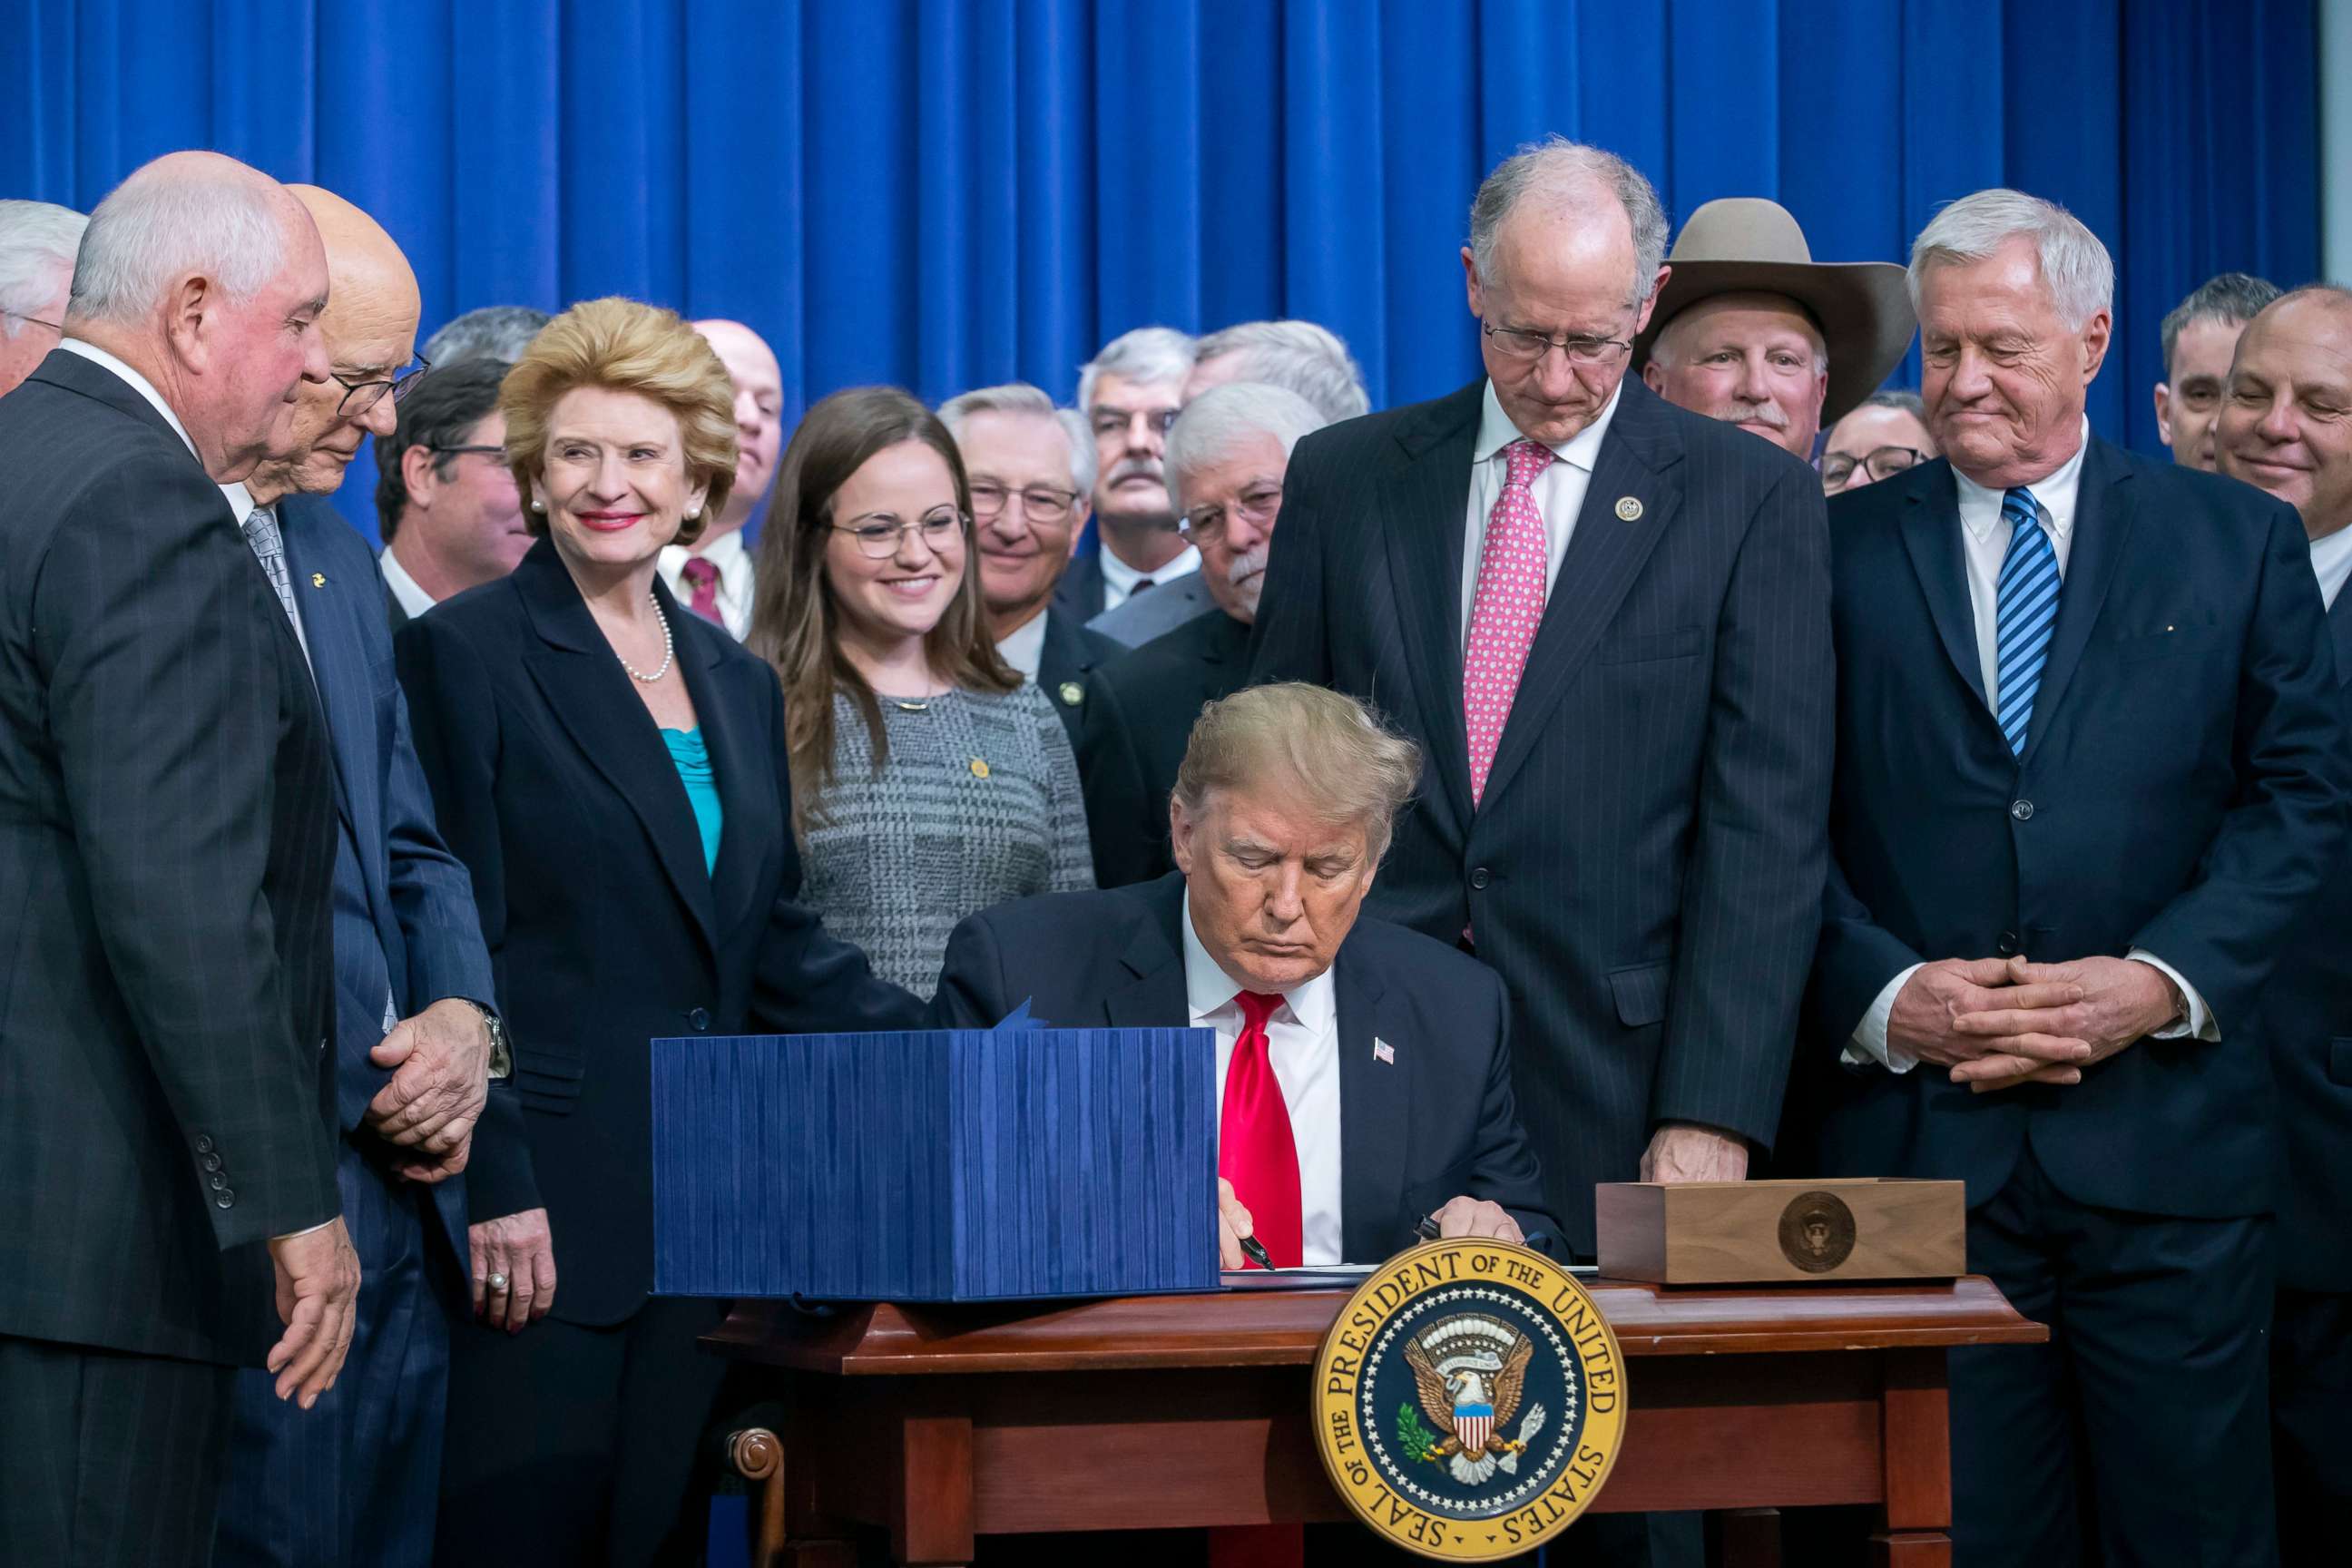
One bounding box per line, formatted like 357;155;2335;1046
1631;197;1916;427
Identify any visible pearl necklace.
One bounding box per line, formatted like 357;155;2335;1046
616;592;674;684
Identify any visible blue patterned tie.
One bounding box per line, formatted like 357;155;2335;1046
1993;487;2059;755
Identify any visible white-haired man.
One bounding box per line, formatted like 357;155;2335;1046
1813;191;2345;1565
1081;382;1328;884
940;380;1120;752
0;150;360;1567
1185;318;1371;424
0;198;87;397
657;318;782;637
1055;325;1199;622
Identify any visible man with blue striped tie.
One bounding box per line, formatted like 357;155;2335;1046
1803;190;2348;1565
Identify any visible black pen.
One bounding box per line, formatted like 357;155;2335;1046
1416;1212;1443;1242
1239;1233;1278;1271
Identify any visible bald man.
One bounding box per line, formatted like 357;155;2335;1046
212;187;514;1568
656;317;782;637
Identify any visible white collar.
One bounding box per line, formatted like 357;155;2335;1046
679;526;749;572
58;338;198;460
994;606;1051;682
1473;377;1622;471
217;481;260;528
380;545;439;617
2309;522;2352;611
1179;887;1338;1034
1100;539;1199;596
1954;416;2092;543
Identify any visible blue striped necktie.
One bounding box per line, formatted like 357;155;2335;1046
1993;487;2060;755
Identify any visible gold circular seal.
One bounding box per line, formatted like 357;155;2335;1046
1311;1240;1628;1561
1058;681;1085;708
969;758;991;779
1613;495;1643;522
1777;1190;1857;1274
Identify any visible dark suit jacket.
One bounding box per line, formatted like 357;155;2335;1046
930;873;1561;1259
2267;585;2352;1289
1052;546;1107;622
1808;444;2348;1220
1079;608;1250;886
396;539;923;1323
1034;605;1120;758
279;495;502;1264
383;571;412;632
1249;377;1834;1253
0;350;340;1365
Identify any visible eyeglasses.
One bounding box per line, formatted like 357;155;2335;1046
4;309;64;334
969;480;1082;527
1480;320;1634;368
430;443;507;461
1180;481;1283;544
1819;446;1926;492
331;352;432;418
831;507;968;559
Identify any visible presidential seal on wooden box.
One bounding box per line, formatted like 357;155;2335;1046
1311;1240;1628;1561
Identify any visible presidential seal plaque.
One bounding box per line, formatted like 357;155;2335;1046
1311;1239;1628;1560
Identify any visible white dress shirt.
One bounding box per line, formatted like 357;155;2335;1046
657;526;756;640
59;338;196;457
1181;892;1344;1267
2310;524;2352;611
1100;538;1200;613
995;606;1050;683
1458;379;1622;651
1848;420;2216;1068
380;547;438;620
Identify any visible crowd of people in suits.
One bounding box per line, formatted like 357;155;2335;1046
0;129;2346;1568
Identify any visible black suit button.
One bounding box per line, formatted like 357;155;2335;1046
209;1172;227;1191
2010;799;2034;821
215;1191;234;1209
195;1135;215;1154
202;1154;222;1172
1469;867;1491;890
1995;931;2021;957
688;1007;712;1032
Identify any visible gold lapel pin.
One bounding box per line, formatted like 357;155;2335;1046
310;573;327;587
1059;681;1084;708
1614;495;1643;522
970;758;991;779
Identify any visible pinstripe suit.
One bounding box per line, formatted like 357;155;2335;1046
214;494;501;1568
0;349;341;1563
1250;377;1833;1256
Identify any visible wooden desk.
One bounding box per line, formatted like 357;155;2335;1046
706;1276;2044;1567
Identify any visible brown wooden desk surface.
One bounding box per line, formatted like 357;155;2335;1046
707;1277;2046;1567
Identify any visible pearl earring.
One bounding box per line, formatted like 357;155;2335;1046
529;498;545;513
683;508;701;522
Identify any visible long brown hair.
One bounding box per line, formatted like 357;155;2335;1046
747;386;1017;830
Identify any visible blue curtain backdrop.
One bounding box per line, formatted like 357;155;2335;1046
2;0;2321;544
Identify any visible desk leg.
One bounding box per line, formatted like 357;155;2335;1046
1717;1507;1780;1568
890;1410;975;1566
1870;1348;1951;1568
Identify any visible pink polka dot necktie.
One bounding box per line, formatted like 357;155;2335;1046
678;556;723;625
1463;437;1555;804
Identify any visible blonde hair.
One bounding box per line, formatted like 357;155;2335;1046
1171;684;1422;860
500;296;738;548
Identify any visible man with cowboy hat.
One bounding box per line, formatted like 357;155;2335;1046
1636;197;1915;460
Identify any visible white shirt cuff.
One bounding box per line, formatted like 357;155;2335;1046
2126;950;2220;1042
273;1218;337;1241
1842;963;1925;1072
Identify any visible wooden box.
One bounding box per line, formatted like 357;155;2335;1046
648;1026;1220;1302
1594;1178;1965;1284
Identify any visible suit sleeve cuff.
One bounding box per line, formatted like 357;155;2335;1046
272;1218;337;1241
2126;950;2220;1042
1842;963;1925;1072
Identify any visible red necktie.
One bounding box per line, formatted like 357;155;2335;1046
1219;990;1302;1269
1464;436;1555;804
678;556;723;625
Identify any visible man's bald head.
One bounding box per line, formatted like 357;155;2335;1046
2219;286;2352;542
248;187;422;504
691;318;784;534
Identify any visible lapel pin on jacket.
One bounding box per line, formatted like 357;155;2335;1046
310;573;326;587
1614;495;1643;522
1373;1038;1395;1064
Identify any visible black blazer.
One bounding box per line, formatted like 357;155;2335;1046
395;539;922;1324
1034;604;1120;756
931;874;1560;1259
2267;587;2352;1289
1051;546;1108;622
1078;608;1251;886
1249;377;1834;1253
1808;444;2349;1220
0;350;340;1366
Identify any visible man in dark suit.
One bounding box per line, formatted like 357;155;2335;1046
2217;285;2352;1550
1083;382;1330;886
209;186;516;1568
0;151;359;1566
1810;193;2347;1566
376;356;530;628
1249;138;1834;1259
1054;327;1201;622
940;381;1122;755
936;683;1557;1265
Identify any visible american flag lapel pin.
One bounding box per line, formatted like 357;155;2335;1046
1373;1038;1395;1065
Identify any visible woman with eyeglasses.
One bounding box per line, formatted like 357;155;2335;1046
1819;388;1940;494
749;386;1093;997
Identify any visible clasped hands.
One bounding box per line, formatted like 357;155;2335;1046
365;996;492;1181
1887;955;2183;1094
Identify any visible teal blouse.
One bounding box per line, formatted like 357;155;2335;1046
662;727;723;874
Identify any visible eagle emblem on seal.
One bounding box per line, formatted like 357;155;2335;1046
1400;1315;1551;1486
